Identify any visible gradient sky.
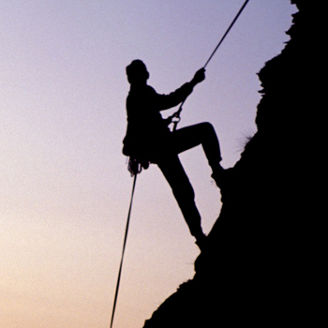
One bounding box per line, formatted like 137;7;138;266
1;1;295;327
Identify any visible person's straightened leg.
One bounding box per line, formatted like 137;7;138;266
157;155;207;250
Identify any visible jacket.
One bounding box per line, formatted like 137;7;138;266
122;82;194;161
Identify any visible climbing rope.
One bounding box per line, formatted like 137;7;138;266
203;0;250;69
110;173;138;328
110;1;250;326
171;0;250;131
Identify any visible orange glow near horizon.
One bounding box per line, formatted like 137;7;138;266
1;1;295;327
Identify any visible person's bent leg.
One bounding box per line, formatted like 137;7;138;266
172;122;224;176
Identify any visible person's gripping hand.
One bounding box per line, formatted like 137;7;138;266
191;68;206;85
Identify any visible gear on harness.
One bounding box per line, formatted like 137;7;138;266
127;157;149;176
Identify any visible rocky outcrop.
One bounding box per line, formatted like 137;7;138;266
143;1;318;326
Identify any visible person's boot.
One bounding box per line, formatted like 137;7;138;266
211;164;225;189
195;231;208;251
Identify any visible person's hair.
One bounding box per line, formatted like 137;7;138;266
126;59;149;84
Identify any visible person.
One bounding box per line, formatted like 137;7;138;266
122;59;225;250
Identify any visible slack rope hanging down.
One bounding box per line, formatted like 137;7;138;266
172;0;250;131
110;174;138;328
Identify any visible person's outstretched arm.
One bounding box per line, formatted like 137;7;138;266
156;68;206;110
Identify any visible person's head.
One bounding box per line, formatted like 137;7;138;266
126;59;149;85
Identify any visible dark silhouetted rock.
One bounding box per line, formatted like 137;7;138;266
143;1;319;326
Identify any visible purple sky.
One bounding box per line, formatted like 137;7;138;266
1;1;296;327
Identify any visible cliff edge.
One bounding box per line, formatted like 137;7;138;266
144;1;319;326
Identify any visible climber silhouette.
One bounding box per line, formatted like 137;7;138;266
123;59;225;250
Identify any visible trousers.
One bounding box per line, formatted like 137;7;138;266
156;122;222;237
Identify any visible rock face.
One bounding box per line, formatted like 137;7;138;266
143;1;318;326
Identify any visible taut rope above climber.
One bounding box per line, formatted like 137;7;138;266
170;0;250;131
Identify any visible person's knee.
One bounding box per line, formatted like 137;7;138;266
198;122;217;142
199;122;215;134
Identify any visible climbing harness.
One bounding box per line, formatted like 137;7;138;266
110;173;138;328
169;0;250;131
111;1;250;326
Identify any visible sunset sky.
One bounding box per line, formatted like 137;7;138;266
1;1;295;327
